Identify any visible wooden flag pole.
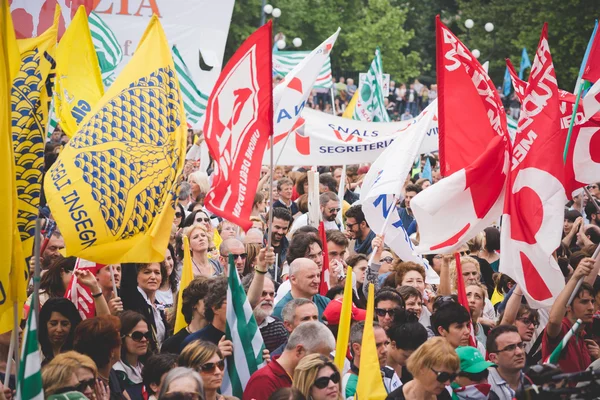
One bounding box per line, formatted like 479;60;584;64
266;133;275;251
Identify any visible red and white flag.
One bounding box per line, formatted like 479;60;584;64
411;16;511;254
203;22;273;231
454;254;478;348
65;258;104;320
582;24;600;119
500;25;568;308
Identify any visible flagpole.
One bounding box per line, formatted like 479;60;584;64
4;317;15;387
330;87;336;115
562;80;585;162
568;244;600;306
367;195;396;267
110;264;118;295
266;134;274;251
33;218;42;331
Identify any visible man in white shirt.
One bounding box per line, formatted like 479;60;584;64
290;192;341;234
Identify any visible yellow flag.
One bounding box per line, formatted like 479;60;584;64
54;6;104;137
334;266;353;371
12;7;59;259
44;15;187;264
212;229;223;253
174;235;193;332
355;283;388;400
0;0;28;334
342;91;358;119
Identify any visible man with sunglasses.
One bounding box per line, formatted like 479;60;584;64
486;325;528;399
345;204;375;255
342;321;399;398
289;192;342;235
452;346;500;400
264;207;293;279
218;238;246;275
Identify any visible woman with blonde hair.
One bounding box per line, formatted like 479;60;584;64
178;340;236;400
387;337;459;399
42;351;106;400
184;224;222;277
292;354;342;400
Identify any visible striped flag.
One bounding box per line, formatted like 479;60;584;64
16;289;43;400
544;318;583;364
353;48;390;122
172;45;209;125
273;50;333;89
222;255;265;398
88;11;123;87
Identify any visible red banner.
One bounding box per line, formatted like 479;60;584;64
203;21;273;231
65;258;104;320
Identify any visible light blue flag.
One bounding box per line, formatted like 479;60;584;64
503;66;512;96
519;48;531;80
422;156;432;183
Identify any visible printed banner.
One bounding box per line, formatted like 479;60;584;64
265;105;438;166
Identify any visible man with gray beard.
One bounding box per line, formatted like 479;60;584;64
242;273;288;352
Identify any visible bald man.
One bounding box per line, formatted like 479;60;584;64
244;228;264;245
272;258;330;321
219;238;247;275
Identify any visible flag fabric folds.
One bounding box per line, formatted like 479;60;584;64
353;48;390;122
222;255;266;398
54;5;104;137
502;66;512;97
355;283;387;400
519;48;531;80
203;22;273;231
500;24;568;308
360;101;439;283
318;221;330;296
454;254;478;348
174;236;193;333
334;266;353;372
582;21;600;119
411;16;510;255
89;11;123;87
173;45;209;126
342;91;358;119
44;15;187;264
13;10;59;260
273;50;334;89
65;258;105;319
421;156;432;183
16;288;43;400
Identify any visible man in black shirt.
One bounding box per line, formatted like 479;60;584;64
264;207;293;281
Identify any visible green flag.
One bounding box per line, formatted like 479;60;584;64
16;290;43;400
172;45;209;125
353;48;390;122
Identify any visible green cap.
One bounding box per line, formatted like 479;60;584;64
456;346;495;373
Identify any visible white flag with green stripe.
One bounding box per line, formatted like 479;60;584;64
221;256;265;398
16;292;43;400
172;45;209;126
273;50;333;89
353;48;390;122
88;11;123;87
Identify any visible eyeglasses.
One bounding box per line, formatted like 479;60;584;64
196;217;211;223
199;359;225;373
375;307;402;317
496;341;526;353
124;331;152;342
431;367;457;383
313;371;340;389
75;379;96;393
517;317;539;328
588;185;598;189
381;256;394;263
328;207;341;213
346;222;358;229
231;253;247;260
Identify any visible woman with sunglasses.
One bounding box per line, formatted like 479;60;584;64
114;311;151;400
292;354;342;400
39;298;82;364
178;340;235;400
42;351;108;400
386;337;459;400
184;224;223;278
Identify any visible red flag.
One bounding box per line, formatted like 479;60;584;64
203;21;273;231
411;17;511;254
65;258;104;320
583;27;600;83
318;221;330;296
500;24;569;308
454;253;477;348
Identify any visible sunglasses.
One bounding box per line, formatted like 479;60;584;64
431;367;457;383
75;378;96;392
381;256;394;263
346;222;358;229
124;331;152;342
496;341;526;353
199;359;225;373
313;371;340;389
517;317;539;328
588;185;598;189
196;217;211;223
175;212;183;218
375;307;402;317
231;253;248;260
329;207;341;213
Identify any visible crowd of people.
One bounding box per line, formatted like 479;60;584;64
4;126;600;400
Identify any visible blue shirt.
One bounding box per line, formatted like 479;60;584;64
273;291;330;322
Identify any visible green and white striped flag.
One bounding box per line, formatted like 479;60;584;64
88;11;123;87
544;318;582;364
16;291;43;400
222;255;265;398
172;45;209;126
507;115;518;141
273;50;333;89
353;48;390;122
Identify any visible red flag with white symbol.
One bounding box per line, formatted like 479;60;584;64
411;16;511;254
203;21;273;231
65;258;104;319
500;24;569;308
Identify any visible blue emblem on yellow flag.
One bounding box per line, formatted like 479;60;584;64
12;8;59;259
44;15;187;264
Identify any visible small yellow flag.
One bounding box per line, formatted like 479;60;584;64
54;5;104;137
355;283;388;400
342;91;358;119
334;266;353;371
174;235;193;333
44;15;187;264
